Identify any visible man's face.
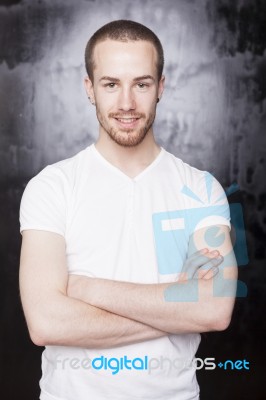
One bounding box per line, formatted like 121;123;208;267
85;39;164;147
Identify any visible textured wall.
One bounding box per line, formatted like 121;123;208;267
0;0;265;399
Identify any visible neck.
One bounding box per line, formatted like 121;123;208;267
94;129;161;178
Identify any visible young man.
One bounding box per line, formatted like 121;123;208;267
19;20;237;400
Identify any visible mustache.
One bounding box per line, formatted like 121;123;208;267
109;113;145;118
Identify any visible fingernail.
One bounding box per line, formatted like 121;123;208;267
201;248;208;254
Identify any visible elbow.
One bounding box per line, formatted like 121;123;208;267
208;307;233;331
29;329;46;347
29;327;49;347
206;299;235;332
27;319;53;347
211;316;231;331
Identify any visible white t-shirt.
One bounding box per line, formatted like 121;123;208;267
20;144;231;400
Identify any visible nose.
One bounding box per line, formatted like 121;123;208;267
117;87;136;111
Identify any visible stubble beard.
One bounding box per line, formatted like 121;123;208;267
96;107;156;148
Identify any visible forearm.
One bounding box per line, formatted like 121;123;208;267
20;231;167;349
27;292;167;348
69;273;236;334
69;226;238;334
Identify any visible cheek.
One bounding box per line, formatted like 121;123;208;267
135;93;157;108
138;96;157;113
95;93;117;111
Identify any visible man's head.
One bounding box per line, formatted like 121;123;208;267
84;20;165;147
85;19;164;84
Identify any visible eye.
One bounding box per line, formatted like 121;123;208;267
104;82;117;89
137;82;148;89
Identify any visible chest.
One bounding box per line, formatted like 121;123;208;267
64;175;190;282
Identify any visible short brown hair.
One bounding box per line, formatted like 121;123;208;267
85;19;164;83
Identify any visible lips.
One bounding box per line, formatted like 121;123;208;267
113;116;141;129
116;118;139;123
110;112;142;119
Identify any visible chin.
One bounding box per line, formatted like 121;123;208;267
109;130;148;148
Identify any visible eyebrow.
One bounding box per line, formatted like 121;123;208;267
99;75;155;83
133;75;155;82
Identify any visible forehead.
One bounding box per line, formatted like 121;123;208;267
92;39;158;79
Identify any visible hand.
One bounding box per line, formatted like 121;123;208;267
179;249;223;282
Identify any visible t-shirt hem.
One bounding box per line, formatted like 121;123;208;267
20;225;65;237
40;389;199;400
193;217;231;232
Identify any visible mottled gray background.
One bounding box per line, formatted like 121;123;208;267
0;0;265;399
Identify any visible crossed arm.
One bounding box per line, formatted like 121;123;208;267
19;225;237;348
19;230;166;348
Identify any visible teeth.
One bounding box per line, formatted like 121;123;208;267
117;118;137;123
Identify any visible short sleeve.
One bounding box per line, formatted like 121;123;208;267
20;167;67;237
184;171;231;235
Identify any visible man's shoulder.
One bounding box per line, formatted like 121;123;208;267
162;149;229;226
161;148;227;200
19;146;94;235
162;148;207;181
30;145;92;185
40;145;91;177
23;145;93;200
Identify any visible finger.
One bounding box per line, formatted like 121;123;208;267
187;248;209;262
202;255;224;269
188;249;221;266
193;256;223;279
198;266;219;280
193;248;222;258
184;251;221;279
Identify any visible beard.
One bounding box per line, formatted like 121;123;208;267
95;107;156;148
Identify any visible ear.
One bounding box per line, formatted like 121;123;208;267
157;75;165;101
84;76;95;102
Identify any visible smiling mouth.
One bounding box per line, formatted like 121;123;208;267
115;118;140;123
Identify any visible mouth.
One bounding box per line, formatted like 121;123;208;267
113;117;141;129
116;118;139;123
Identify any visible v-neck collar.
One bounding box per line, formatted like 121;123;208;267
90;143;164;182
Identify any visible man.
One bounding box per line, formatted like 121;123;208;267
19;20;237;400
